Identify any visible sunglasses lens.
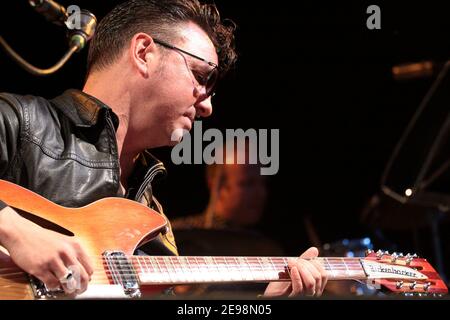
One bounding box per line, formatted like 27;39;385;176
206;68;219;97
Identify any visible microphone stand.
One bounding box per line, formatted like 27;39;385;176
0;36;79;76
0;3;96;76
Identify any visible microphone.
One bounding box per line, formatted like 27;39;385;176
29;0;97;51
29;0;68;26
0;0;96;75
392;60;439;81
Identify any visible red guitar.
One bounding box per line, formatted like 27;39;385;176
0;180;447;299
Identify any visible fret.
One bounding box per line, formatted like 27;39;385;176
185;257;196;282
213;257;227;282
268;257;280;280
178;257;190;283
196;257;211;282
164;256;176;282
267;258;282;280
190;257;203;283
154;257;168;283
257;257;265;280
224;257;236;281
172;256;187;283
202;257;212;282
249;258;261;280
163;256;177;283
325;258;337;278
205;257;218;282
342;258;352;276
206;257;220;282
253;257;262;280
148;256;163;282
260;257;279;280
239;257;255;281
176;257;187;283
139;257;152;282
233;257;244;280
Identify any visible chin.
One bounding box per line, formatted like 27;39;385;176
182;116;194;131
169;127;186;145
168;139;181;147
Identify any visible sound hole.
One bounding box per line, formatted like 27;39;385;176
12;207;74;237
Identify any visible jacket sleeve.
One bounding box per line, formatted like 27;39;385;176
0;95;21;179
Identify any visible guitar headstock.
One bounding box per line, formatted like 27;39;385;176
362;250;448;296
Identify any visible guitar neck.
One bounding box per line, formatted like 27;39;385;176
130;256;367;285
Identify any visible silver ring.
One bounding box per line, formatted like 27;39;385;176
59;268;73;284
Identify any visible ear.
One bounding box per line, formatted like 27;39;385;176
129;33;158;78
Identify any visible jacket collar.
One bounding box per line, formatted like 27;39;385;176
51;89;119;130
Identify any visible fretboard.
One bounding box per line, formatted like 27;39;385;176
129;256;367;285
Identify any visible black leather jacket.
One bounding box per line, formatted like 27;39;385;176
0;89;177;255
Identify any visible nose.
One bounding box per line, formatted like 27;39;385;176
194;95;213;118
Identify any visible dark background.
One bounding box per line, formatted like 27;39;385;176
1;1;449;278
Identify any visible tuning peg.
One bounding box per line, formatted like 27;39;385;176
405;254;412;265
376;250;384;259
409;282;417;290
406;253;419;265
396;281;404;289
376;250;390;259
391;253;399;263
365;249;374;256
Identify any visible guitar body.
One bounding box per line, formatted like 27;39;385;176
0;180;167;299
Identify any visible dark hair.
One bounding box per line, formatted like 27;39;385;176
86;0;237;75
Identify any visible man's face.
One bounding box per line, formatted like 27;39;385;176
220;165;268;226
145;22;219;146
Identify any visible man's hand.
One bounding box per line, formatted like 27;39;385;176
0;206;94;295
264;247;328;297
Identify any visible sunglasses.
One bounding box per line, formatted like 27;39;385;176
153;38;219;98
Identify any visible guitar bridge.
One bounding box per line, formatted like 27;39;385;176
29;275;65;299
103;251;141;298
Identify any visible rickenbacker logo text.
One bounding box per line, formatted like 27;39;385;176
369;265;415;278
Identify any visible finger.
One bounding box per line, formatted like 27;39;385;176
49;258;77;294
300;247;319;259
288;266;303;297
288;258;320;296
75;246;94;278
71;240;93;276
36;270;61;292
296;260;316;296
61;255;89;294
304;261;322;297
310;259;328;296
72;262;90;295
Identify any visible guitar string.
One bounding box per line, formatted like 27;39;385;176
0;260;365;275
0;265;366;280
0;257;370;280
